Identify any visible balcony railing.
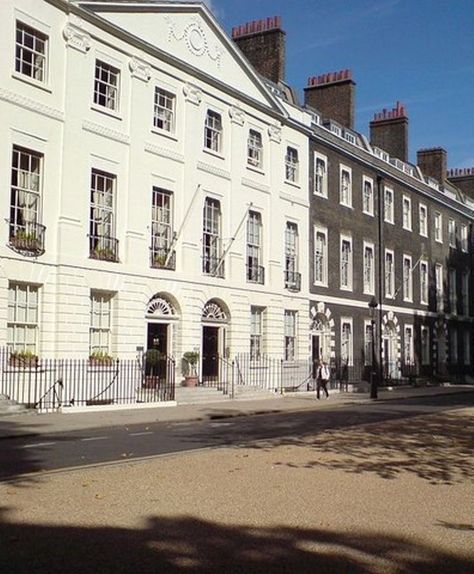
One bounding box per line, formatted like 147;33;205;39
284;270;301;291
89;234;119;262
202;255;225;278
150;246;176;270
247;264;265;284
8;221;46;255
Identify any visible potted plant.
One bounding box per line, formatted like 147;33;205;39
9;350;38;368
89;351;114;366
91;247;116;261
10;230;41;252
153;252;167;268
143;349;165;388
182;351;199;387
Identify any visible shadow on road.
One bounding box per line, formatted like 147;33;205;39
0;510;473;574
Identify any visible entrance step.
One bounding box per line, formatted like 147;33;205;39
233;386;279;400
175;386;228;405
0;394;31;416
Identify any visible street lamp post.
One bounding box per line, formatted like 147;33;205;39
368;296;378;399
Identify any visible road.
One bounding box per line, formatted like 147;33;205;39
1;392;473;481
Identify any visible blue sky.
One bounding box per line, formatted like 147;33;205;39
205;0;474;169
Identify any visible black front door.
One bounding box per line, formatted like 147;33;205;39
202;326;219;380
312;335;320;379
146;323;168;378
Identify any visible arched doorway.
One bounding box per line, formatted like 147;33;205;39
310;313;332;378
201;299;229;382
145;293;179;360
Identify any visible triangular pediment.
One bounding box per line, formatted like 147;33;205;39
78;1;285;113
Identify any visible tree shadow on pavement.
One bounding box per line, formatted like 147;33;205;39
0;509;473;574
259;410;474;485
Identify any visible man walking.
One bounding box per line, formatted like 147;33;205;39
317;359;330;399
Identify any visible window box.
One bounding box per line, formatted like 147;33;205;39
150;248;176;270
9;226;45;254
9;351;38;369
88;352;114;367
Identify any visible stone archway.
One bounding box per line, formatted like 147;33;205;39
145;293;180;357
382;311;401;379
201;299;230;381
310;302;335;362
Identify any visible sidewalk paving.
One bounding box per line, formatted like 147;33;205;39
0;384;473;440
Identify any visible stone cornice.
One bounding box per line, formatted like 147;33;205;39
144;142;185;163
82;120;130;144
197;160;231;180
0;88;64;121
241;177;270;194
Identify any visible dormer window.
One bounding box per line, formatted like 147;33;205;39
204;110;222;153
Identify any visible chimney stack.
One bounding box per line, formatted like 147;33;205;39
304;69;355;129
417;148;447;184
447;167;474;200
232;16;286;84
369;102;408;162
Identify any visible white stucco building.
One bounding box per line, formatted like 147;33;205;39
0;0;312;380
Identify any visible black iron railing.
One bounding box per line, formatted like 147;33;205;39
8;221;46;255
247;264;265;284
150;246;176;270
202;255;225;278
284;270;301;291
0;348;175;411
89;234;119;262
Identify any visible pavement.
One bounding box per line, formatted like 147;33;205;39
1;383;473;440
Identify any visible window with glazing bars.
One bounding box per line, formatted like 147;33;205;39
384;188;394;222
247;211;262;281
420;262;428;304
385;251;394;297
90;291;112;355
15;22;47;82
285;147;298;182
247;130;263;168
7;282;39;355
90;170;115;249
402;197;412;230
364;323;372;365
314;230;327;284
250;306;263;359
202;198;222;274
94;60;120;111
340;169;352;206
285;222;298;275
340;238;352;288
204;110;222;152
314;156;327;196
284;310;296;361
363;178;373;214
403;256;413;301
10;146;42;236
153;87;175;132
341;321;352;364
151;188;172;254
364;245;374;293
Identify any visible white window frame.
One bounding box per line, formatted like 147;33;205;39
285;146;299;183
151;187;173;263
7;282;39;355
314;225;328;286
385;249;395;299
153;87;175;133
246;210;263;283
434;211;443;243
339;165;352;207
420;260;428;305
284;310;297;361
402;195;412;231
90;290;113;356
247;129;263;169
449;268;457;314
448;218;456;247
435;263;444;311
15;20;48;84
202;197;222;276
384;186;394;224
341;318;353;366
314;152;328;197
364;320;373;366
460;224;468;252
204;109;222;153
404;325;414;365
94;59;120;112
403;254;413;302
285;221;299;286
421;326;430;365
419;203;428;237
363;241;375;295
250;306;264;359
362;176;374;216
340;234;353;291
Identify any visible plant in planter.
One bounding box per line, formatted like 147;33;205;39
91;247;116;261
9;350;38;368
182;351;199;387
89;351;114;366
10;230;41;251
143;349;165;388
153;252;168;268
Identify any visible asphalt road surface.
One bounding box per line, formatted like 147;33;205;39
1;392;473;481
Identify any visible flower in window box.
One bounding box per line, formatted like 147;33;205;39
91;247;115;261
153;252;168;268
89;351;114;366
9;350;38;368
10;230;41;252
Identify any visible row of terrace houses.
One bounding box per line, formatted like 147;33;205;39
0;0;472;390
